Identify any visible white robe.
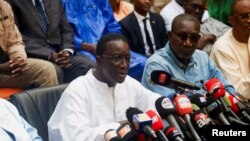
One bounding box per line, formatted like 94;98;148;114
48;69;160;141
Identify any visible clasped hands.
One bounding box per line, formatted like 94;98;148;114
50;50;72;69
0;57;30;78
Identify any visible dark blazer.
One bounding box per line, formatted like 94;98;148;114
119;12;168;55
9;0;75;60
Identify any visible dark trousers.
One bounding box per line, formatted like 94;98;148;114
54;55;96;83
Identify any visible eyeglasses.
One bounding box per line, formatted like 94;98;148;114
173;31;201;42
101;55;131;64
236;13;250;20
189;3;205;12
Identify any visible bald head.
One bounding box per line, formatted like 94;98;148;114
231;0;249;15
171;14;200;32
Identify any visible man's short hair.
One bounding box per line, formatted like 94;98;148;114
96;33;128;56
171;14;200;32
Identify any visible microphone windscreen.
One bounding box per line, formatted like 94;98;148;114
190;110;212;133
155;96;176;118
146;109;164;131
164;126;182;141
190;94;208;108
150;70;171;86
205;78;225;98
228;95;239;113
173;94;193;116
126;107;143;124
206;97;223;119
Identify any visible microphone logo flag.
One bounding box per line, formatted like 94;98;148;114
194;113;210;128
161;97;174;109
178;97;192;109
206;102;218;113
199;97;206;103
159;73;168;84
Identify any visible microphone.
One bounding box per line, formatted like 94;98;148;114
206;97;230;125
223;95;242;120
228;95;239;113
104;129;121;141
191;103;200;111
117;122;137;141
190;110;214;140
204;78;225;99
173;94;202;141
155;96;185;139
189;94;208;108
228;95;250;122
146;109;168;141
205;78;242;120
164;126;184;141
126;107;157;139
189;94;208;114
150;70;200;90
204;78;231;114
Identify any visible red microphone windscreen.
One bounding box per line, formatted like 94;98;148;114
205;78;225;99
228;95;239;113
150;70;171;85
173;94;193;116
146;109;164;131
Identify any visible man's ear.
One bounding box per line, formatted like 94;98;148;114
228;16;235;27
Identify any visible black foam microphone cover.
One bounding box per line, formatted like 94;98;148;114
190;94;208;108
126;107;143;124
205;97;223;119
155;96;176;118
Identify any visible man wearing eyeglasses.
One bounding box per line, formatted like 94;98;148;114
210;0;250;101
183;0;231;54
48;33;160;140
141;14;236;98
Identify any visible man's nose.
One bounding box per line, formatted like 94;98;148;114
183;37;194;46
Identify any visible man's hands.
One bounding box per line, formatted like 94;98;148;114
50;50;72;69
0;57;29;77
197;34;216;50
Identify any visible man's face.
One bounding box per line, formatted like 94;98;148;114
230;0;250;36
169;20;200;63
184;0;205;22
100;40;130;86
133;0;153;15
